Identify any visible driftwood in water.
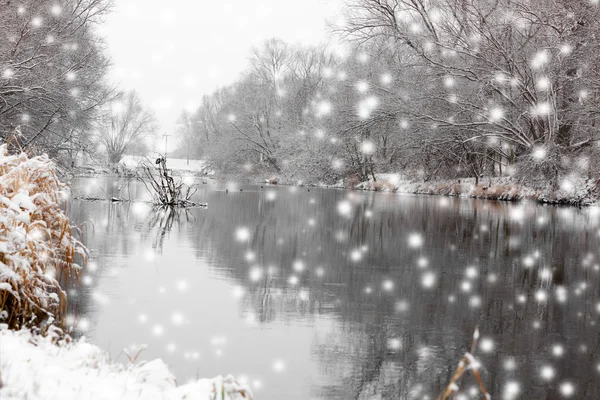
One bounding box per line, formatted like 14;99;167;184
137;157;206;207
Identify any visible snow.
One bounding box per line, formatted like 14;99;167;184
0;327;253;400
352;174;599;206
120;156;212;174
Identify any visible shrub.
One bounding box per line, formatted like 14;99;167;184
0;144;85;333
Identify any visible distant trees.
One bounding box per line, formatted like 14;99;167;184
0;0;113;165
176;0;600;186
97;90;158;164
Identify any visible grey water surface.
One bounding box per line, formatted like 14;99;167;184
67;176;600;400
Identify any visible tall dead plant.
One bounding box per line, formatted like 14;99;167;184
0;144;86;334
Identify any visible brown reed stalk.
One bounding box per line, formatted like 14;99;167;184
437;328;490;400
0;144;86;334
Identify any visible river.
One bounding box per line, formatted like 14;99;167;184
66;176;600;399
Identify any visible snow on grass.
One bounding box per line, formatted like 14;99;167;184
0;144;86;332
0;327;253;400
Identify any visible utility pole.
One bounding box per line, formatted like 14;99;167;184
163;133;170;158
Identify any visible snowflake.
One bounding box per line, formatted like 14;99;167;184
171;312;184;325
350;249;362;262
31;17;43;28
357;52;369;63
51;4;62;16
360;140;376;155
231;286;245;298
235;227;251;242
531;50;550;69
382;279;394;291
387;338;402;351
249;267;263;281
444;76;455;88
503;381;520;400
480;338;494;353
176;280;188;291
152;324;164;336
552;344;564;357
293;260;305;272
469;296;482;308
535;290;547;302
395;300;409;312
536;76;551;91
408;233;423;248
337;200;352;216
560;382;575;397
495;72;508;83
400;120;409;129
273;360;285;372
2;68;14;79
489;107;504;122
503;358;517;371
316;100;332;116
421;271;436;288
560;43;573;54
465;266;478;279
356;80;369;93
540;365;555;380
532;102;552;116
532;147;546;160
380;73;392;85
461;281;472;292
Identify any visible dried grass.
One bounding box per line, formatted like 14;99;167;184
437;328;490;400
0;144;86;334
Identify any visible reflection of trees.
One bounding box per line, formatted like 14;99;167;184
142;207;195;254
66;179;600;399
181;189;600;399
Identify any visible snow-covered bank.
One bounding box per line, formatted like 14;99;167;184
0;327;253;400
353;174;600;206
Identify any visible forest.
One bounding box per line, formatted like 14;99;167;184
173;0;600;189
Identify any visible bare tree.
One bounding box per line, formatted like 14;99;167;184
0;0;114;165
97;90;158;164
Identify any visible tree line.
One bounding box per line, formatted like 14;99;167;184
176;0;600;187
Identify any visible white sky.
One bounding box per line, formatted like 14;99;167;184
101;0;344;149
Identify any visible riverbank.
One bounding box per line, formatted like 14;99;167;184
0;328;252;400
349;174;600;206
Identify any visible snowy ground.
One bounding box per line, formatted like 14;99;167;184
0;327;253;400
353;173;599;206
120;156;213;174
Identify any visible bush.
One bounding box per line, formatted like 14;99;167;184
0;144;85;333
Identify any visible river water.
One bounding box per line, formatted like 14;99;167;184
66;176;600;399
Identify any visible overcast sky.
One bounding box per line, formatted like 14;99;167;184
101;0;344;149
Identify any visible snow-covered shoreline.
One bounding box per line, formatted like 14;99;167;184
0;327;253;400
343;174;600;207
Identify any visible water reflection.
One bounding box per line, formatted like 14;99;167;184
67;177;600;399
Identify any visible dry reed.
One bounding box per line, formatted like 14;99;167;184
0;144;86;334
437;328;490;400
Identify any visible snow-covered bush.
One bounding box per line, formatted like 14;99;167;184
0;144;85;333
